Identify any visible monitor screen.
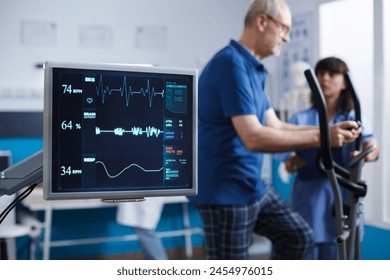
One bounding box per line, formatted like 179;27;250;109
43;62;197;200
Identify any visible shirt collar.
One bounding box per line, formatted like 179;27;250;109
229;39;265;71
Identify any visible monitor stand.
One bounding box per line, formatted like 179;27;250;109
101;198;145;203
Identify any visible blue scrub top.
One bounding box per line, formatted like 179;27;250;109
189;40;272;205
277;107;375;242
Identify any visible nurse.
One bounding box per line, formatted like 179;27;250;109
277;57;380;259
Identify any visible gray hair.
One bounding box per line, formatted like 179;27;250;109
244;0;279;26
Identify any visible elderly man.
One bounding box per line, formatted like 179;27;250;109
188;0;361;259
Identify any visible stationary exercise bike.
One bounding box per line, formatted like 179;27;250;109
304;69;375;260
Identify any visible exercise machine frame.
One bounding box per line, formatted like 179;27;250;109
304;69;375;260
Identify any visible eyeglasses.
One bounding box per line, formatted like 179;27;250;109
265;14;290;41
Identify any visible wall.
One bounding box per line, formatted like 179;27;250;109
384;0;390;230
0;0;249;88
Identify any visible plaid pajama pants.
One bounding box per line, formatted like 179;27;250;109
195;186;314;259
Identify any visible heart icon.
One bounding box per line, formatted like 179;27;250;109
87;98;93;104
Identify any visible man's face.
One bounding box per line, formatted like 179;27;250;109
256;4;292;58
266;13;291;56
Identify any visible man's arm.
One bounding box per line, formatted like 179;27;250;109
231;108;361;153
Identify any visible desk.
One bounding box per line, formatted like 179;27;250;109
21;187;203;260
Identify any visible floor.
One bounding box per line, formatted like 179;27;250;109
84;245;271;260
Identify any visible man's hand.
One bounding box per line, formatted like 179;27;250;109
329;121;362;147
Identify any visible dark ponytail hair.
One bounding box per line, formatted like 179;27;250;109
311;57;354;111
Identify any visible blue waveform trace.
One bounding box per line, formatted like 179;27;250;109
95;126;164;137
95;160;163;179
96;75;164;107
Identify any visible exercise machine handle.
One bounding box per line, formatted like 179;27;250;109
304;69;333;170
349;145;376;169
345;73;362;151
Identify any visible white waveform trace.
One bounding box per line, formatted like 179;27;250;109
95;160;163;179
95;126;164;137
96;76;164;107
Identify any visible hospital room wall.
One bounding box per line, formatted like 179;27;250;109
0;0;249;88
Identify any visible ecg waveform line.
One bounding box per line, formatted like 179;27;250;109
95;160;163;179
96;75;164;107
95;126;164;137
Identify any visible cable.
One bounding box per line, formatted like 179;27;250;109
0;183;37;225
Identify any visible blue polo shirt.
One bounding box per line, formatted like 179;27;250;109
189;40;272;205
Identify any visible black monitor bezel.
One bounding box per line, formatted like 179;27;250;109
43;62;197;200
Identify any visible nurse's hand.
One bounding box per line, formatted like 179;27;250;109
350;141;380;162
285;153;307;173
